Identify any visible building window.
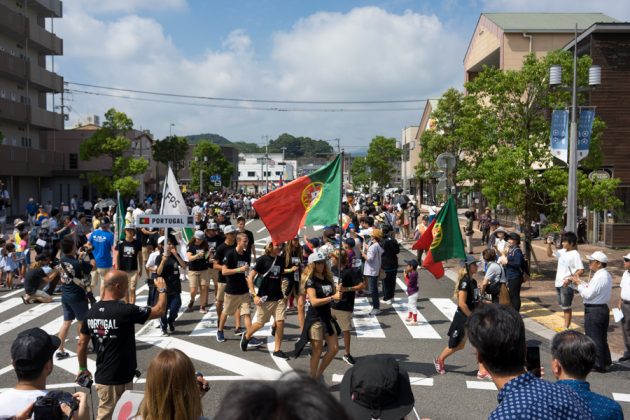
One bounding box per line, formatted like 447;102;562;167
276;171;282;176
247;171;255;177
69;153;78;169
20;137;31;148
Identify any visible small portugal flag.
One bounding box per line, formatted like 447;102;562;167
254;155;342;244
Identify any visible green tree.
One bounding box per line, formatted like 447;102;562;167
79;108;148;198
350;157;372;192
268;133;333;158
190;140;234;193
364;136;401;191
152;135;189;177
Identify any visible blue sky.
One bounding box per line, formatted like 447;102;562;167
54;0;630;149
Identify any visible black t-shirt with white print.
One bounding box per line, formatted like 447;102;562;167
116;239;141;271
80;300;151;385
224;248;249;295
214;242;235;284
456;275;480;314
306;275;335;321
254;254;285;301
155;255;182;295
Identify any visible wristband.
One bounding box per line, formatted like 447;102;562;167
79;367;87;371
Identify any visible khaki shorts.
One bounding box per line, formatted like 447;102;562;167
309;321;324;341
125;271;139;290
223;292;251;316
189;269;209;288
208;268;219;286
96;382;133;420
141;247;151;266
91;267;111;289
26;289;52;303
255;299;287;325
332;309;352;332
216;282;226;301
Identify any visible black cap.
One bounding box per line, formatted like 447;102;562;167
11;328;61;372
340;356;414;420
404;259;418;269
508;232;521;242
101;216;111;226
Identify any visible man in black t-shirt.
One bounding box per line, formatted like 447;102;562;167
241;242;291;357
115;225;142;304
22;254;59;304
155;238;185;336
213;225;236;325
77;270;167;420
217;232;259;345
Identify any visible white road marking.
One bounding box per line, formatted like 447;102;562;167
245;220;254;226
0;298;25;315
266;336;293;373
332;374;433;386
0;289;26;300
393;279;440;339
613;393;630;403
137;335;282;379
466;381;497;390
0;297;62;337
136;292;191;337
352;297;386;338
429;298;457;321
190;305;219;336
257;226;267;233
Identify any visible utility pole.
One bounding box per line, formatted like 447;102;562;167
261;135;270;193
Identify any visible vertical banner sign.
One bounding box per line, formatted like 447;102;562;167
577;108;595;161
550;109;569;163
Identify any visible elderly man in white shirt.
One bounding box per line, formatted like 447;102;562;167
618;253;630;363
569;251;613;372
362;228;384;316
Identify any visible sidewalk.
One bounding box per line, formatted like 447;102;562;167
403;218;629;358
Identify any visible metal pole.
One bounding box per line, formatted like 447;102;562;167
265;141;269;193
566;23;578;233
200;167;203;195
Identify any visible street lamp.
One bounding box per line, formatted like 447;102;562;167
169;123;175;137
549;29;601;233
195;156;208;194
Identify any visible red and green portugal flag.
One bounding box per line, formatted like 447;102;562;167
253;155;342;244
430;196;466;262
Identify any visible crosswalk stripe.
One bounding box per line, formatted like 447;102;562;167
332;374;433;386
136;292;191;337
190;305;219;336
393;279;440;339
265;336;292;373
429;298;457;321
352;297;386;338
137;335;281;379
466;381;497;390
256;226;267;233
612;393;630;403
0;297;62;337
0;289;26;300
0;298;24;315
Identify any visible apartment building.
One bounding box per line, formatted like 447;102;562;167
0;0;64;213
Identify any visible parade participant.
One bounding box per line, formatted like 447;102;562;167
468;305;592;419
380;225;400;303
283;235;302;312
480;249;505;304
241;241;290;358
140;223;159;280
213;225;237;330
56;237;94;360
294;252;341;383
88;216;115;297
77;271;167;420
204;222;223;305
186;231;211;313
434;256;490;379
569;251;613;372
217;232;261;346
551;330;623;419
330;249;364;365
361;228;384;316
478;207;492;245
135;348;209;420
502;232;524;311
115;224;142;304
403;259;419;325
236;216;256;260
547;231;584;331
22;254;58;304
618;253;630;362
156;237;185;336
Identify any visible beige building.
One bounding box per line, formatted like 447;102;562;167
464;13;618;82
400;125;419;195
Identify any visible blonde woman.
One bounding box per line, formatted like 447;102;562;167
434;256;491;380
293;252;341;384
136;349;208;420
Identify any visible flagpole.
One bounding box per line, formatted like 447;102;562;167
337;152;344;285
161;163;170;248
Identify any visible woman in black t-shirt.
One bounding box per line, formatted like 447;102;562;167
156;237;185;336
283;236;302;313
433;257;490;379
293;252;341;382
186;231;211;313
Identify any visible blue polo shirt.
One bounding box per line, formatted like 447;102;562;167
557;379;623;420
89;229;114;268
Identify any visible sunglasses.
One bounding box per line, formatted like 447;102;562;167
624;258;630;263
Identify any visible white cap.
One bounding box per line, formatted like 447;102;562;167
623;253;630;260
157;236;166;245
308;251;326;264
586;251;608;264
193;230;205;240
223;225;237;235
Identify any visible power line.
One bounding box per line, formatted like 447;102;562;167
66;81;430;105
66;88;423;112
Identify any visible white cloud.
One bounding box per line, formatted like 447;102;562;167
481;0;630;21
55;5;467;147
79;0;187;14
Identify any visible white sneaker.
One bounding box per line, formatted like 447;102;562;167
369;308;381;316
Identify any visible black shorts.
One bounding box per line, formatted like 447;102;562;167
447;311;467;348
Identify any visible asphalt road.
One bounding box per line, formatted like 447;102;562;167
0;218;628;419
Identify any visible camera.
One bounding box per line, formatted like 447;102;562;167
76;372;93;388
86;291;96;305
33;390;79;420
